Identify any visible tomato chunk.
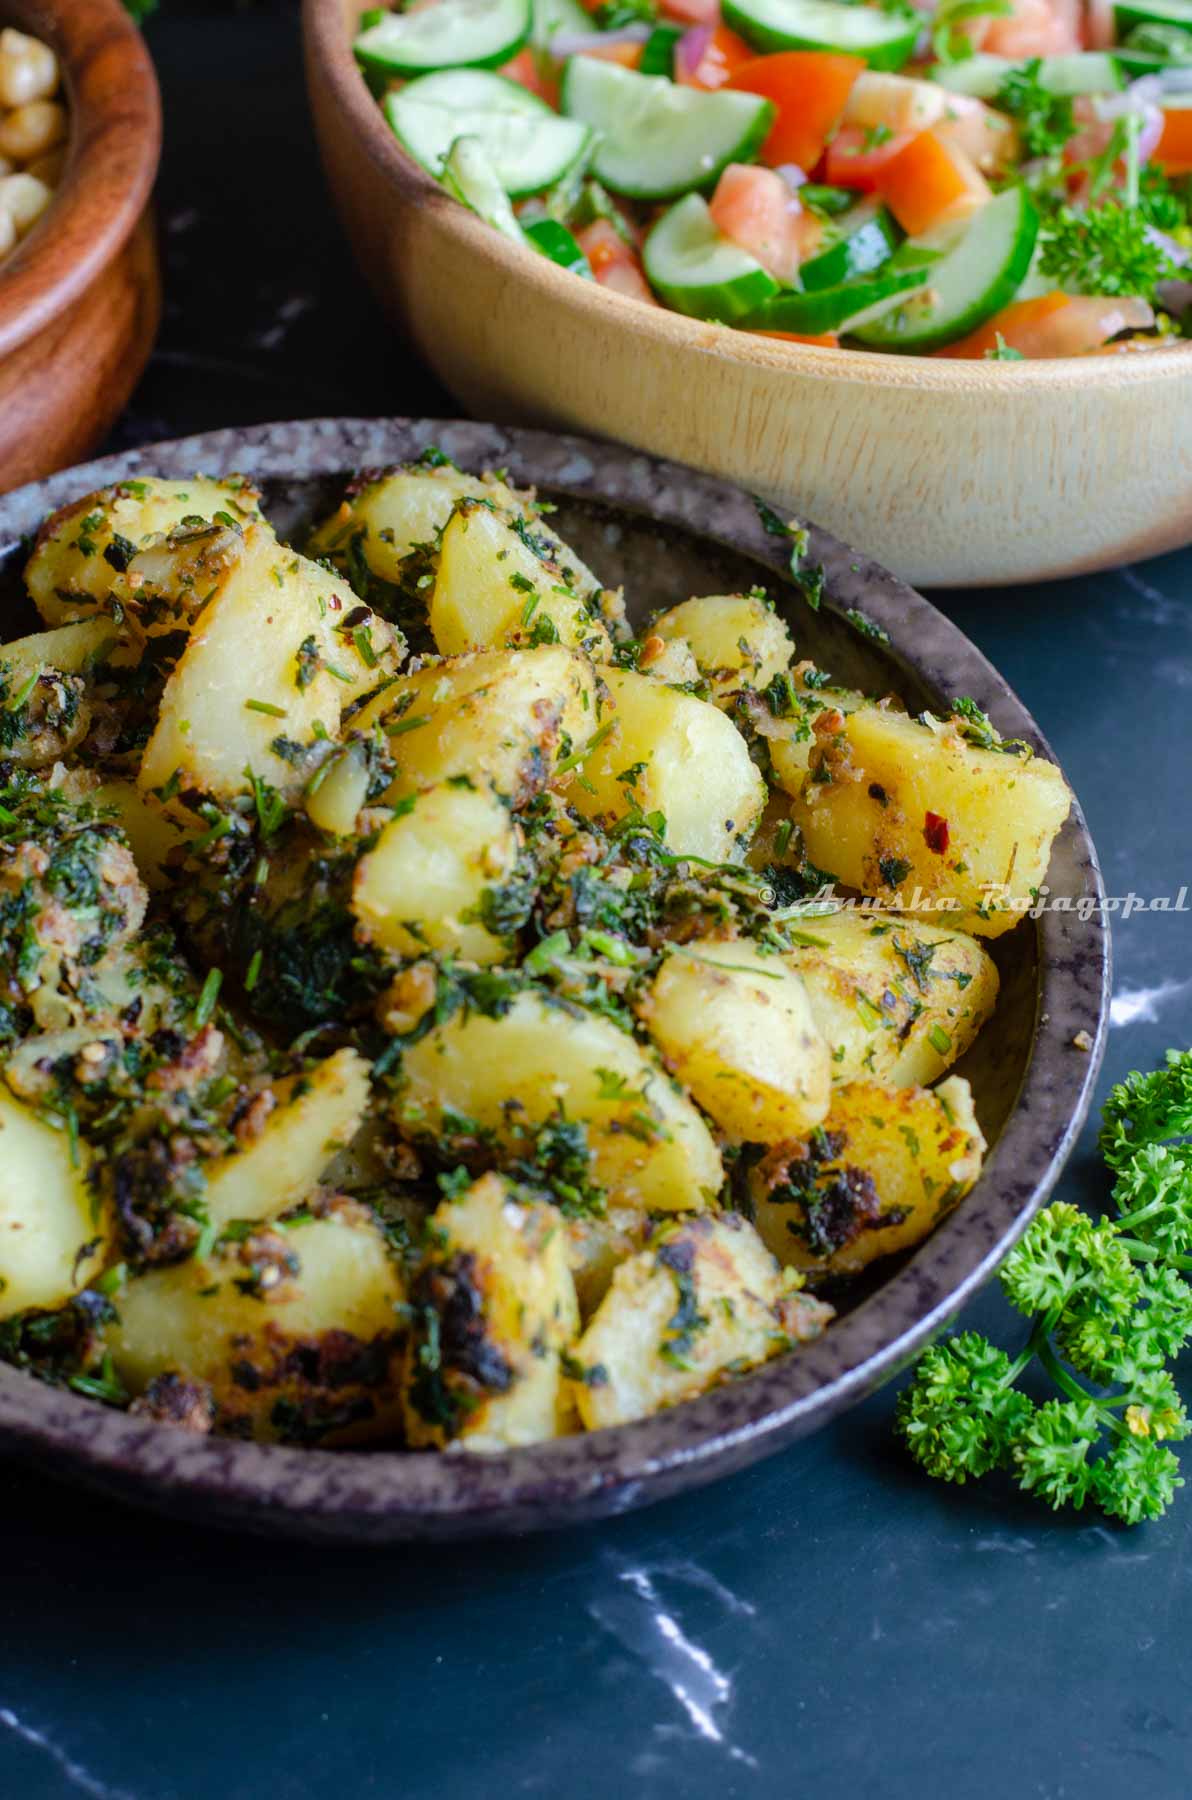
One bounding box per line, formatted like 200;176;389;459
823;125;914;191
876;128;990;236
1156;105;1192;176
934;293;1155;358
499;48;559;107
660;0;720;22
728;52;864;172
709;162;818;284
576;220;658;304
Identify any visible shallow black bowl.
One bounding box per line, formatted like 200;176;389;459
0;418;1109;1540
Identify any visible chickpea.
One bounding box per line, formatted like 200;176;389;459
0;171;50;236
0;205;15;261
0;98;67;165
0;28;57;109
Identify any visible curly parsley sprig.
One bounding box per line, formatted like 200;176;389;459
896;1053;1192;1524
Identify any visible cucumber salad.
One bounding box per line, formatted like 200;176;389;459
355;0;1192;357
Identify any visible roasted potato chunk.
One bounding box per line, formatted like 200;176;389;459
394;991;724;1212
0;1087;109;1319
352;644;597;805
652;593;795;700
403;1172;579;1451
352;781;520;965
561;667;765;863
202;1048;371;1230
783;909;999;1086
138;524;402;806
431;500;611;659
636;937;830;1142
25;475;264;626
569;1213;832;1428
775;703;1071;938
105;1200;405;1444
749;1075;986;1278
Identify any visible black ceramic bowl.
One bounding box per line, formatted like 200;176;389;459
0;419;1109;1541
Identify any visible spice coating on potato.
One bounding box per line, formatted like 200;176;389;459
569;1212;833;1429
652;593;795;701
749;1075;986;1278
637;936;830;1143
431;500;612;660
403;1172;579;1451
783;909;999;1087
0;1087;108;1319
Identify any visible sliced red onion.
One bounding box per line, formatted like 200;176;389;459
675;23;713;78
774;162;807;192
1146;223;1191;267
549;23;652;54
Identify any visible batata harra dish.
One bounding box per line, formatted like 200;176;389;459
0;419;1097;1509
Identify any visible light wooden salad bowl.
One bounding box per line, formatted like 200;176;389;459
304;0;1192;589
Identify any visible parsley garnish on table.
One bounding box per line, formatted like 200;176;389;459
897;1052;1192;1525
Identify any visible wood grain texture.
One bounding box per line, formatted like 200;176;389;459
0;0;161;490
303;0;1192;588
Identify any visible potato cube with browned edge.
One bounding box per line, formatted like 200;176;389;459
569;1213;832;1428
748;1075;986;1279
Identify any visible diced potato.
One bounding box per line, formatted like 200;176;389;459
748;1075;986;1278
561;667;765;863
203;1048;371;1230
636;937;830;1143
352;781;520;965
637;634;700;687
776;704;1071;937
105;1201;405;1444
2;615;129;679
25;476;264;626
403;1172;578;1450
569;1213;832;1428
565;1205;647;1320
765;675;870;795
352;644;597;804
138;524;401;805
430;501;611;659
651;594;795;700
0;1086;108;1319
309;461;605;603
394;991;724;1212
303;741;373;837
89;778;187;889
783;909;999;1086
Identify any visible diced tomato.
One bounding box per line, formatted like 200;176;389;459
575;220;658;304
728;52;865;171
660;0;720;23
499;48;559;107
933;292;1155;358
876;128;990;236
1156;105;1192;175
932;95;1020;174
674;22;754;89
751;330;840;346
709;162;818;284
984;0;1079;58
823;125;915;191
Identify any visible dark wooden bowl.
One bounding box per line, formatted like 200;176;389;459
0;0;161;491
0;419;1111;1540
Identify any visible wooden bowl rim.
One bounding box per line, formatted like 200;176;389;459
304;0;1192;392
0;0;161;359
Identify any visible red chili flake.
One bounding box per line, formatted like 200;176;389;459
924;812;950;855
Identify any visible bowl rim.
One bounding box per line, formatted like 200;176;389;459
0;416;1110;1541
0;0;161;360
303;0;1192;392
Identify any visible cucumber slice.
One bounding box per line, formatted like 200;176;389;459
851;186;1039;352
722;0;918;71
355;0;531;76
744;266;928;333
1115;0;1192;36
644;194;781;321
561;57;774;200
799;203;902;292
524;216;593;276
532;0;590;49
931;50;1125;97
640;22;684;75
385;70;592;197
441;137;527;245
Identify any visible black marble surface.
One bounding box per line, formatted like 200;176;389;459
1;4;1191;1795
